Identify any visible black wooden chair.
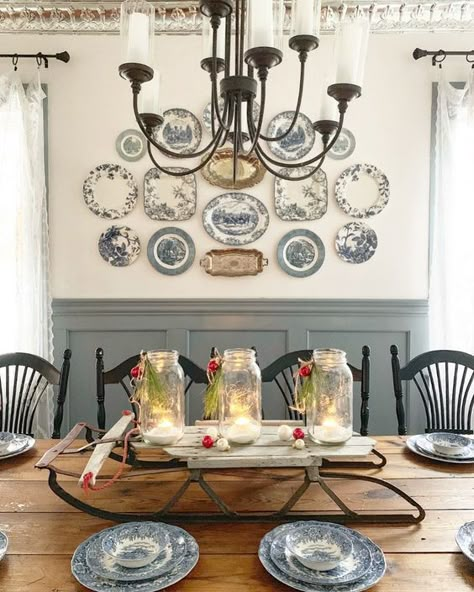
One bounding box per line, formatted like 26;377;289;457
95;348;208;430
261;347;371;435
391;345;474;435
0;350;72;438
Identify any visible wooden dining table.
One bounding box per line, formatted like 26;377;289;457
0;436;473;591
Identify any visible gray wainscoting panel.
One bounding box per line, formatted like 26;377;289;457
52;299;429;436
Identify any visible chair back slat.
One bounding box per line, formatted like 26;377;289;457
26;378;49;436
391;346;474;434
16;368;38;435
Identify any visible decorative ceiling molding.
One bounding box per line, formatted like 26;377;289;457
0;1;473;34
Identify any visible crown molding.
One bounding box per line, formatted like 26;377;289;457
0;1;473;34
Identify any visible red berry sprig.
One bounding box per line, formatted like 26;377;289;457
293;428;305;441
298;365;312;378
131;365;142;380
202;435;215;449
207;359;220;374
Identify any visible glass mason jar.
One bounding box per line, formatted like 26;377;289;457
307;349;353;445
140;350;185;446
218;349;262;445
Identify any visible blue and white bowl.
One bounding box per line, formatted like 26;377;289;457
0;432;15;453
102;523;169;569
286;524;353;571
425;432;472;457
0;531;8;561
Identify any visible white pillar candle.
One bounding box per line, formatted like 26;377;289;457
319;85;337;121
127;12;151;64
335;20;364;85
143;420;181;446
249;0;274;48
227;417;261;444
293;0;315;37
139;68;161;114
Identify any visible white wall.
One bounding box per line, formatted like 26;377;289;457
0;31;471;299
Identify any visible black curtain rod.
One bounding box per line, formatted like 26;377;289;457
0;51;70;68
413;48;474;65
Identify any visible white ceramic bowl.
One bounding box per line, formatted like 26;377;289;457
102;523;169;569
425;432;472;456
286;524;353;571
0;432;15;454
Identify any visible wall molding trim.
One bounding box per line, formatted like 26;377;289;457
0;2;472;34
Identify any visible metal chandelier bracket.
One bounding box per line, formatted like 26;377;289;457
119;0;362;182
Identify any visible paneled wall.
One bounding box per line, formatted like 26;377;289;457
53;299;428;436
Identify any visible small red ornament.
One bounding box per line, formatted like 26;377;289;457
202;435;215;449
299;365;312;378
131;365;141;379
293;428;305;441
207;360;220;374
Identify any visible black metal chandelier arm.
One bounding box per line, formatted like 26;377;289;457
254;56;307;143
132;90;224;159
241;78;268;158
254;142;327;181
209;23;233;133
254;110;346;170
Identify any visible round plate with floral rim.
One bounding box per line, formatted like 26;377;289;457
203;99;260;134
335;163;390;218
335;222;378;264
275;167;327;221
115;129;147;162
328;128;356;160
98;226;141;267
83;164;138;220
277;229;325;278
155;108;202;155
266;111;315;161
202;193;269;246
147;227;195;275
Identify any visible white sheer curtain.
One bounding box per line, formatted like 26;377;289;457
430;69;474;353
0;70;53;437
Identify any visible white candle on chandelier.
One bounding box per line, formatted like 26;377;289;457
319;85;337;121
126;12;151;65
335;19;369;86
249;0;274;49
293;0;315;37
139;68;161;114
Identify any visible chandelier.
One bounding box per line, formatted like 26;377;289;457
119;0;369;182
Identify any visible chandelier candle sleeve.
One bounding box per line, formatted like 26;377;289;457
248;0;284;50
140;68;161;115
140;350;185;446
202;17;225;61
120;0;155;66
291;0;321;38
335;18;370;86
307;349;353;445
218;348;262;445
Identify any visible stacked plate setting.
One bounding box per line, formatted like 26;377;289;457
71;522;199;592
0;432;35;460
456;521;474;563
259;521;386;592
406;432;474;464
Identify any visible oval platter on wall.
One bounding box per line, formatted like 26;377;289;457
202;192;269;246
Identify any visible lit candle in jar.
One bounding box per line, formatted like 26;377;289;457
312;418;352;445
227;416;261;444
143;419;181;446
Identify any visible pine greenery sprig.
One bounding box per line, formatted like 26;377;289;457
133;354;169;408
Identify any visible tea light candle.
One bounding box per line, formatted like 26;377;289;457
143;420;181;446
227;416;260;444
312;418;351;444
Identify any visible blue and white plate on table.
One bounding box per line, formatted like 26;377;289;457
259;521;386;592
275;167;328;221
83;164;138;220
72;523;199;591
335;222;378;265
155;108;202;155
115;129;147;162
203;192;269;246
203;98;260;134
144;167;197;221
407;434;474;464
86;522;187;582
328;128;356;161
98;226;141;267
0;432;35;460
266;111;315;161
456;522;474;562
147;227;195;275
0;530;7;561
277;229;325;278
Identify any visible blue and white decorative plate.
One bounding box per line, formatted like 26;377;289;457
147;227;195;275
0;531;7;561
456;522;474;562
156;108;202;155
115;129;147;162
98;226;141;267
86;523;187;582
83;164;138;220
277;229;325;278
72;524;199;592
266;111;315;161
0;433;35;460
275;167;327;221
335;164;390;219
335;222;377;264
203;99;260;134
328;129;356;161
203;193;269;246
407;435;474;464
270;524;371;585
259;522;386;592
144;167;197;221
